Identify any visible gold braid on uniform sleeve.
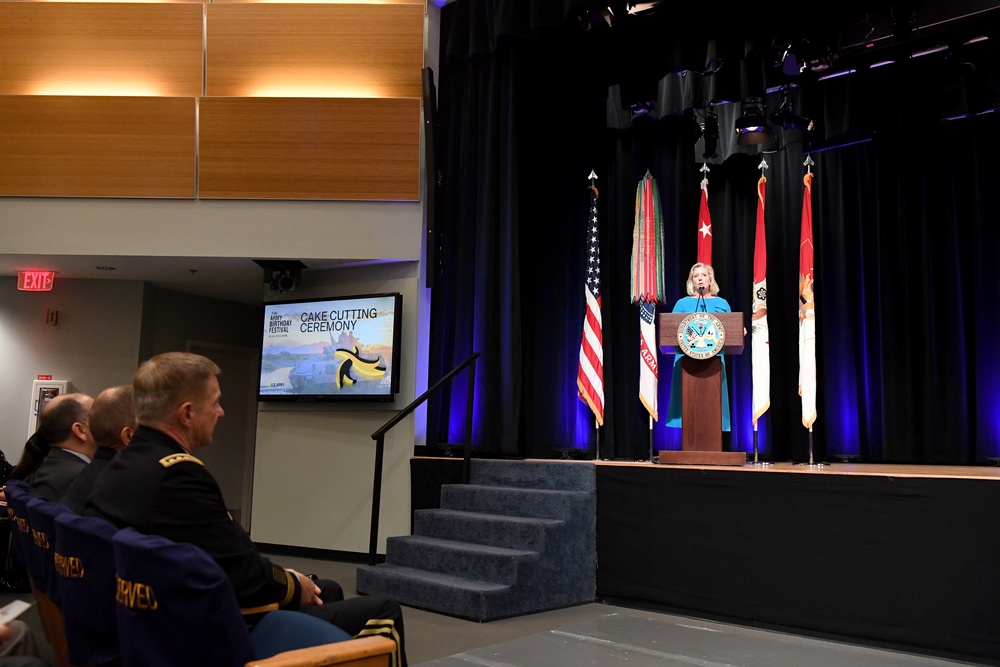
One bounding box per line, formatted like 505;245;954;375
277;565;297;607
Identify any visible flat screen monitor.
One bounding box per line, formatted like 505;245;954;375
258;293;402;402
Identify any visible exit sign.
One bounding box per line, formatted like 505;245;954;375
17;270;55;292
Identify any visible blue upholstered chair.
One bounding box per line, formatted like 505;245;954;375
111;527;360;667
53;512;122;667
24;496;73;606
112;526;255;667
4;480;35;572
6;489;72;667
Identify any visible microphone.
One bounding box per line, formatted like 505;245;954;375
696;286;706;312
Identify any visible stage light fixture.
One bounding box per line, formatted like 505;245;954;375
769;87;815;133
780;43;803;76
630;100;655;116
734;102;770;145
702;110;719;158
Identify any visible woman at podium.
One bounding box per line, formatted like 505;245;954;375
665;262;733;431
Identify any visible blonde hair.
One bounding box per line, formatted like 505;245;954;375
685;262;720;296
133;352;220;423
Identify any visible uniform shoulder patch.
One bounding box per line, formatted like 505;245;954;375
159;453;204;468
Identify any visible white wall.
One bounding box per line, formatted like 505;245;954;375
252;261;421;553
0;277;145;457
0;198;423;263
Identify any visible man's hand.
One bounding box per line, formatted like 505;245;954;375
289;569;323;606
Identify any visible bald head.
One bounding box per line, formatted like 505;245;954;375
39;393;93;446
89;385;137;451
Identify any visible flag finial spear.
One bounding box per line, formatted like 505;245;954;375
758;158;769;173
700;163;710;190
588;169;598;181
803;155;814;173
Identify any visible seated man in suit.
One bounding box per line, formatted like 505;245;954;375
26;393;95;501
60;385;136;514
84;352;407;667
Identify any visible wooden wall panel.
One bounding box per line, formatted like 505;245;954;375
0;2;203;97
206;3;423;98
214;0;420;3
0;96;197;198
198;97;419;200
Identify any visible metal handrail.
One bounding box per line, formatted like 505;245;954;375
367;351;479;566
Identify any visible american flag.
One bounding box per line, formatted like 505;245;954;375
578;180;604;426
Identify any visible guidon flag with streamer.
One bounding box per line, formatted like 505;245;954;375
630;172;665;421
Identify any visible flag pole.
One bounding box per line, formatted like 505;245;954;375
798;155;824;468
579;169;605;460
631;170;665;463
750;158;770;467
595;415;601;461
649;415;654;463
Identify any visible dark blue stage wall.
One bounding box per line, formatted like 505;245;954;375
427;0;1000;465
596;464;1000;662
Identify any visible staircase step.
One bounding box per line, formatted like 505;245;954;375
413;509;564;550
470;459;596;492
384;535;539;584
357;461;598;621
440;484;590;520
356;563;514;621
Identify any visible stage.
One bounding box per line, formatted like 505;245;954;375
410;457;1000;662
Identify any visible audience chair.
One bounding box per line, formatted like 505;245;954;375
111;527;395;667
53;512;122;667
3;481;34;571
21;494;74;667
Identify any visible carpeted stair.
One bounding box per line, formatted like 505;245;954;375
355;458;596;621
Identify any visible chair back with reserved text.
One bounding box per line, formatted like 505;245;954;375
4;480;35;570
25;495;73;605
54;512;122;667
112;527;255;667
23;494;74;667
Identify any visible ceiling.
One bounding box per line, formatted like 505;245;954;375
0;255;363;306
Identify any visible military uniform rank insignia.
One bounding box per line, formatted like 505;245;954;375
159;453;204;468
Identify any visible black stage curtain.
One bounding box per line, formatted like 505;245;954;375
428;0;1000;463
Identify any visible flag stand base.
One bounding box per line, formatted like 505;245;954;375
748;429;769;465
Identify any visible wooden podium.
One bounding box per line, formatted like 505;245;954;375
657;311;746;466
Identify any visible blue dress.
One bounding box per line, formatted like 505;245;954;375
665;296;732;431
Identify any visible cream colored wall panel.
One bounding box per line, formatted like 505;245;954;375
199;97;419;201
0;96;196;198
0;2;204;97
206;3;423;98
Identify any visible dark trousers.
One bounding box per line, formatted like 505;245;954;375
298;579;407;667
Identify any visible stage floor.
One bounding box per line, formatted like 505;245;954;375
593;459;1000;480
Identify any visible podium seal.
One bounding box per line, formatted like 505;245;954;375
677;313;726;359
